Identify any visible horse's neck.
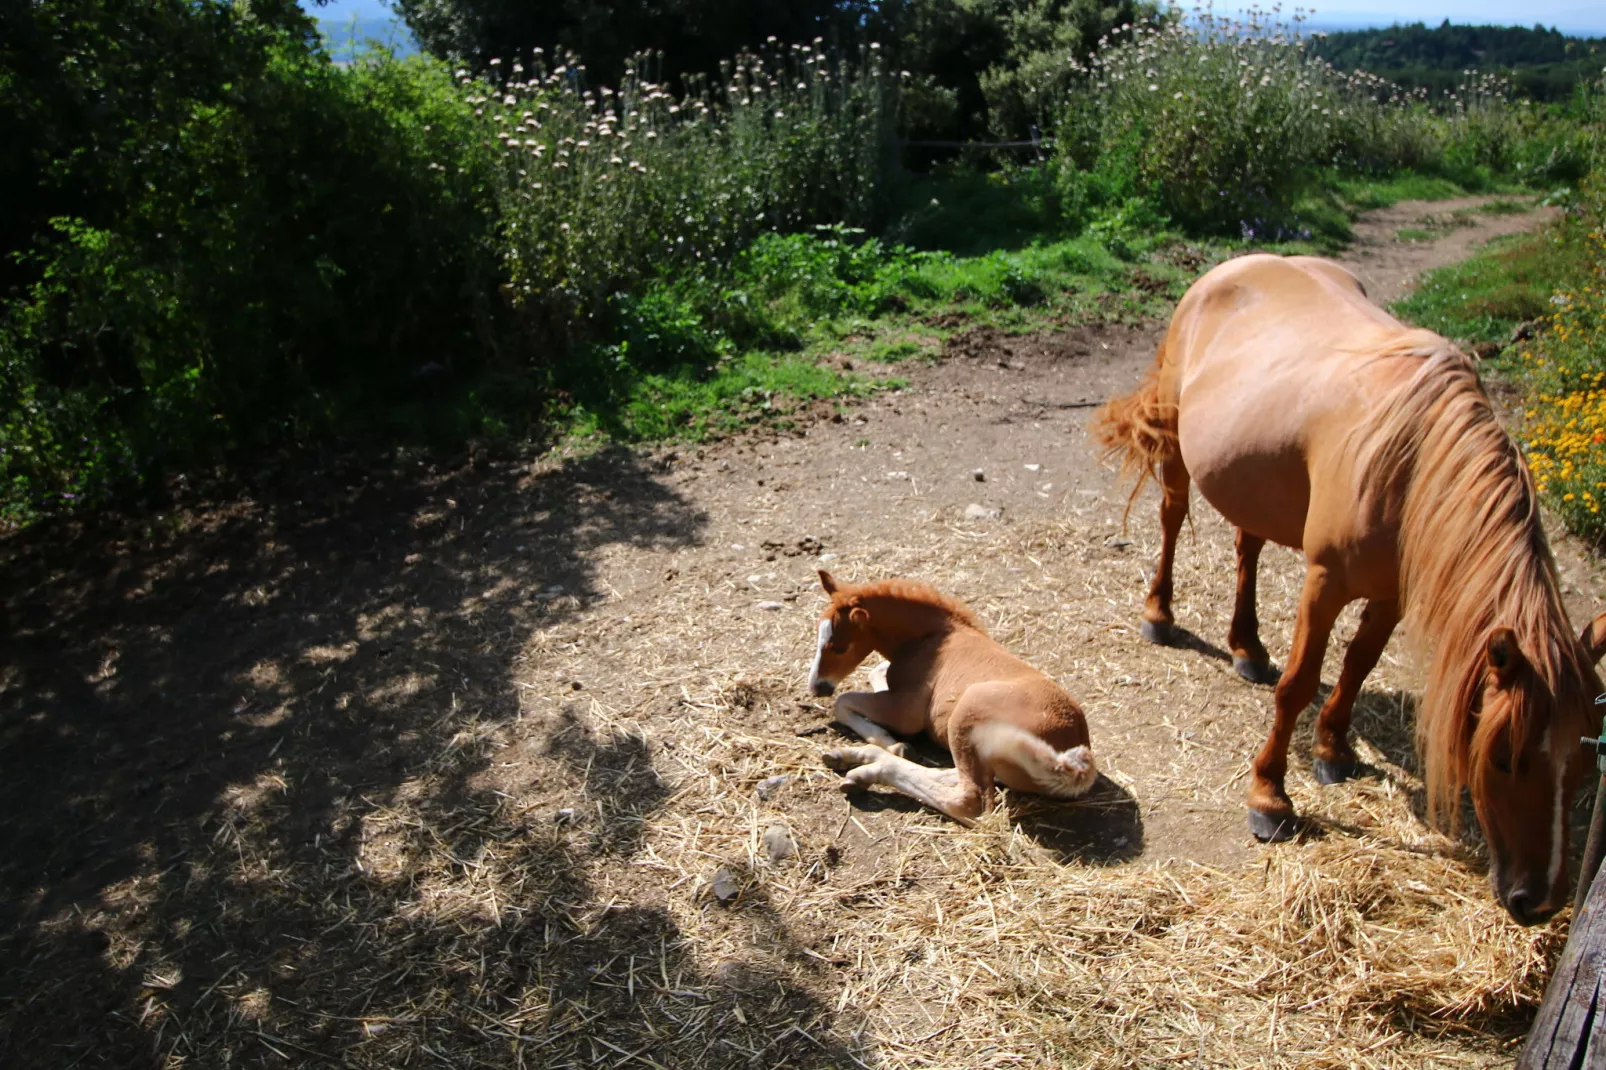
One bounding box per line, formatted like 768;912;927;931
867;598;958;658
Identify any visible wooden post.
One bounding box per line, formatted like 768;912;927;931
1520;854;1606;1068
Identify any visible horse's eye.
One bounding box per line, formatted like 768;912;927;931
1490;737;1514;777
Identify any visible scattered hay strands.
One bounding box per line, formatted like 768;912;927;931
16;503;1565;1068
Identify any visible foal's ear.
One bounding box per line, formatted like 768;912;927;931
1486;626;1527;687
1581;611;1606;665
849;606;870;627
818;569;838;594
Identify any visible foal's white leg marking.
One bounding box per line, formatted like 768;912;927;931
834;750;974;825
867;660;891;693
832;697;906;754
807;618;833;693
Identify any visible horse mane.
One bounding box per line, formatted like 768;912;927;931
1348;331;1599;823
837;577;982;631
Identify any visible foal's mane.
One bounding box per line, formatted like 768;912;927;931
1349;331;1598;821
838;578;981;631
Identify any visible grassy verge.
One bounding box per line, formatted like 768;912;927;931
1392;227;1574;344
1394;180;1606;544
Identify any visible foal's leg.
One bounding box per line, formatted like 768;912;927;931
1248;564;1347;842
827;690;927;757
1141;456;1192;645
1310;598;1399;785
824;747;979;826
1228;529;1278;684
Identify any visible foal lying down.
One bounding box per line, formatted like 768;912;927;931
809;570;1097;825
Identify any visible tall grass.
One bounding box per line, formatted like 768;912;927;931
473;42;895;346
1052;7;1582;235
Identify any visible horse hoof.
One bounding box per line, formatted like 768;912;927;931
1140;619;1174;646
1313;758;1357;786
1247;809;1300;842
1232;656;1280;685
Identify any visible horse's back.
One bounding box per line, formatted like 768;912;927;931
1167;254;1415;554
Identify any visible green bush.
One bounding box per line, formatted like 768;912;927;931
479;43;895;345
0;38;501;520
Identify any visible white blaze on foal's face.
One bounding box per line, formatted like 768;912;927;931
809;618;835;696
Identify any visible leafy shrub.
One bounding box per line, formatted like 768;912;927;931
475;42;895;345
1;7;503;522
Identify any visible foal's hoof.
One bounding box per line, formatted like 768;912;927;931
1312;757;1358;786
822;746;880;773
1139;619;1175;646
1232;656;1280;685
1247;808;1300;842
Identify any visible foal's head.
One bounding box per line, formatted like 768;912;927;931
808;570;878;697
1461;614;1606;925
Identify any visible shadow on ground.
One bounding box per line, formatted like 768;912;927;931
0;447;868;1068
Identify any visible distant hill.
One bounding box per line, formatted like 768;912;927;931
1307;21;1605;101
318;16;420;62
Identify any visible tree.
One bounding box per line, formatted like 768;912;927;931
392;0;858;87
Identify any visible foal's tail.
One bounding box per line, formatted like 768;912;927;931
972;723;1097;799
1092;339;1180;525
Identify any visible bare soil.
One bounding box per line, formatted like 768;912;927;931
2;198;1594;1069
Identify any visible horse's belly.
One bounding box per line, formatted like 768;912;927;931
1182;421;1311;550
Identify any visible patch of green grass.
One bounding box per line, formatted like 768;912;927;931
1397;227;1435;243
1474;198;1532;215
862;339;928;363
569;351;897;443
1331;172;1475;210
1391;228;1573;345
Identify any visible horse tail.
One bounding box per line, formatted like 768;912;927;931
971;722;1097;799
1092;338;1180;526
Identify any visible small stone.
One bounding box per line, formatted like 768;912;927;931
763;823;798;862
1023;463;1042;473
756;600;786;611
886;470;908;481
755;774;790;800
554;808;577;825
971;468;986;482
711;867;741;903
964;503;1001;521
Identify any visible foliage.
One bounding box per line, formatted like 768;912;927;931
869;0;1160;140
477;41;895;345
392;0;857;87
1053;9;1586;235
1308;20;1606;102
1511;180;1606;544
0;3;502;522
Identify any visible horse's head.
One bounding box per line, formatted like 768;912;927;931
1468;612;1606;925
809;570;878;697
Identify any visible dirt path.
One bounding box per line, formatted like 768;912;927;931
2;197;1594;1069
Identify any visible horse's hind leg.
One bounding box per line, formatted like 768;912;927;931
1141;456;1191;645
1311;598;1398;785
1248;563;1346;841
1228;530;1278;684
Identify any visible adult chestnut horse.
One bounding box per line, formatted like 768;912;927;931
809;570;1097;824
1096;252;1606;925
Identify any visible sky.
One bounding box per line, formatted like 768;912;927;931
303;0;1606;37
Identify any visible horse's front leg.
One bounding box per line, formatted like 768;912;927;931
1310;598;1398;784
1248;563;1347;841
827;689;928;757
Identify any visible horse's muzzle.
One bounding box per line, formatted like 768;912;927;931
811;679;835;698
